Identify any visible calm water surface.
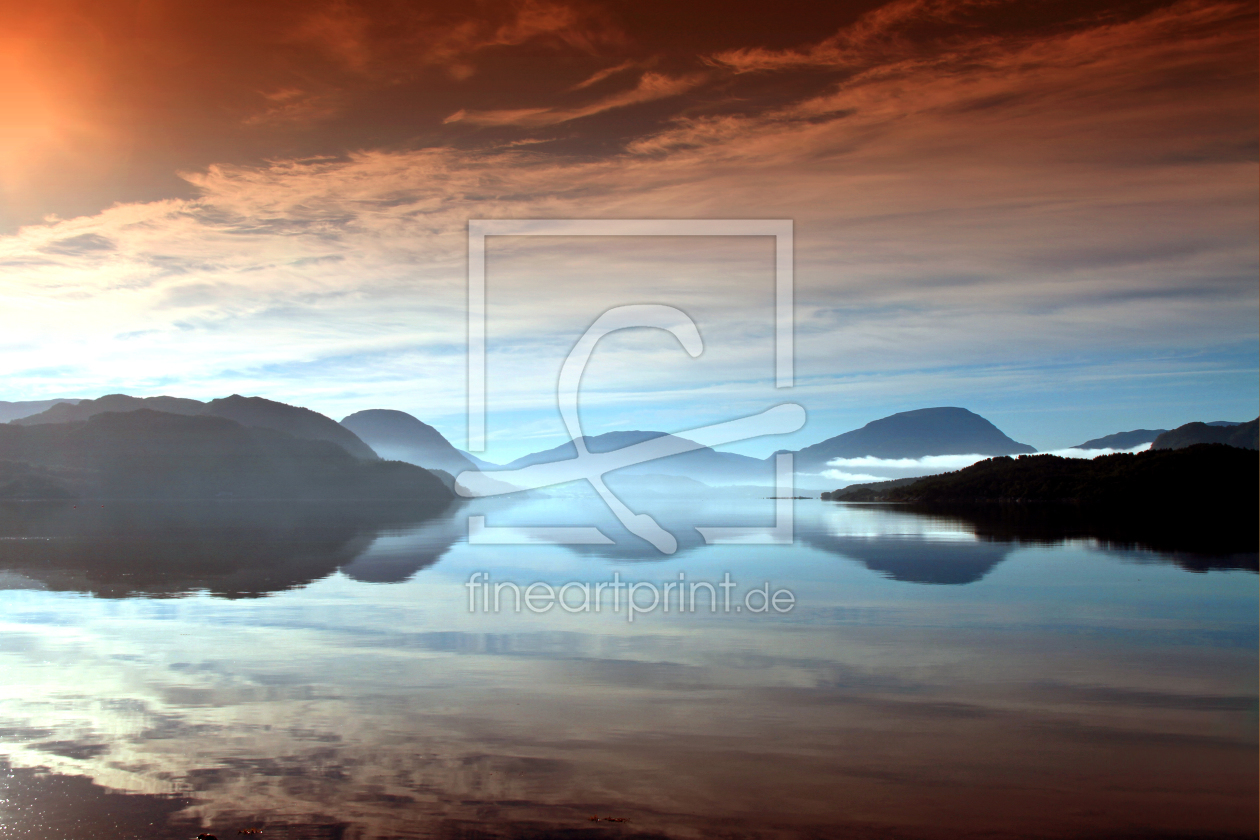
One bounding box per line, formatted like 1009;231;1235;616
0;493;1255;840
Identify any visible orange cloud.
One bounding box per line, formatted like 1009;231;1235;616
292;0;374;73
244;89;342;127
290;0;621;77
571;60;637;90
446;71;704;127
486;0;609;52
709;0;1010;72
647;0;1256;160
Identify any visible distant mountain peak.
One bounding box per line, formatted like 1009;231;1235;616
341;409;478;476
501;430;690;468
488;429;770;486
1071;429;1167;451
792;407;1034;468
573;430;673;452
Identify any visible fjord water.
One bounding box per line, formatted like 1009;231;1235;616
0;493;1255;840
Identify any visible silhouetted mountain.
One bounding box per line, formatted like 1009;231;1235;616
0;410;450;502
203;395;378;460
1072;429;1166;450
341;409;476;475
0;399;83;424
1150;418;1258;451
12;394;203;425
498;430;771;485
1206;420;1245;426
788;407;1035;470
14;393;379;461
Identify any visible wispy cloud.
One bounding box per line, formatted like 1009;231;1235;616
244;89;341;127
571;60;637;90
708;0;1007;73
1041;445;1153;458
829;454;1015;471
820;470;889;484
37;233;116;256
445;72;703;127
291;0;621;77
239;0;630;126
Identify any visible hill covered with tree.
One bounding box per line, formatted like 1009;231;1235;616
824;444;1256;509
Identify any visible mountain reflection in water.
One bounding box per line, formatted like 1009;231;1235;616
0;493;1255;840
0;492;1252;595
809;501;1258;584
0;500;460;598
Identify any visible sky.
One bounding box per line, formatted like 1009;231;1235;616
0;0;1256;462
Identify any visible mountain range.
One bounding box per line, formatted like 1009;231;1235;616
15;393;377;460
343;407;1039;487
2;394;1255;498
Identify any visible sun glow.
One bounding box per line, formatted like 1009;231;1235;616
0;21;114;208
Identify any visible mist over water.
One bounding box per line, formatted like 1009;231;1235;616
0;493;1255;839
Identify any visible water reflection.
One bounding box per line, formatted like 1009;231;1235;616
805;502;1258;583
0;500;460;598
0;494;1254;599
0;494;1255;839
796;504;1010;584
892;501;1260;572
475;489;1257;580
